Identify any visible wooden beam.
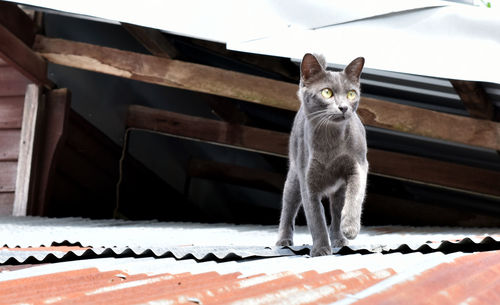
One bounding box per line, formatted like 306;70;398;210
0;129;21;161
13;84;44;216
34;36;500;150
0;25;52;88
121;23;178;59
450;80;494;120
127;105;500;197
0;2;38;47
187;159;285;193
127;105;289;156
357;97;500;150
120;25;247;124
33;35;299;111
32;88;71;215
367;149;500;197
0;97;24;128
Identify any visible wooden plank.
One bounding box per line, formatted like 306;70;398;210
33;35;299;111
13;84;44;216
0;161;17;192
188;159;285;193
367;149;500;197
0;96;24;128
127;105;289;156
357;97;500;150
32;88;71;215
0;25;52;88
450;80;494;120
0;2;38;47
0;192;14;216
127;105;500;197
121;23;178;58
0;66;31;97
34;36;500;150
0;129;20;161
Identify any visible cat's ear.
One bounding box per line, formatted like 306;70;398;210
344;57;365;83
301;53;325;84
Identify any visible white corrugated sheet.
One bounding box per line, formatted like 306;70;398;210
10;0;500;83
0;216;498;263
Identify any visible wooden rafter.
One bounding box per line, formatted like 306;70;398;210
0;2;38;47
450;80;494;120
0;25;52;88
34;36;500;150
127;105;500;198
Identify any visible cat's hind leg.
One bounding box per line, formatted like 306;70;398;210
276;169;301;246
329;186;349;248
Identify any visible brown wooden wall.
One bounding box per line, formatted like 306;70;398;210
0;60;30;215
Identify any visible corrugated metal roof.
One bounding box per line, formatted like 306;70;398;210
0;250;498;304
0;216;499;264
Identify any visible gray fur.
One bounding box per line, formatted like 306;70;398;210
276;53;368;257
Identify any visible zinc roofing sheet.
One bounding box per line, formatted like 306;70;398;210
0;216;499;264
0;250;498;305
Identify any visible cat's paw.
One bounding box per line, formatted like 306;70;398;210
276;239;294;246
331;237;349;248
341;219;360;240
310;245;332;257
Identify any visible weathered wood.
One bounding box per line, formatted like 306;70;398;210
0;66;31;97
127;105;289;156
34;35;299;111
13;84;44;216
367;149;500;197
357;97;500;150
0;2;38;47
34;36;500;150
450;80;494;120
0;129;20;161
0;192;14;216
0;25;52;88
188;159;285;193
128;105;500;197
32;88;71;215
121;23;178;58
0;162;17;192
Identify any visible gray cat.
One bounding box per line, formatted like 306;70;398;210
276;53;368;257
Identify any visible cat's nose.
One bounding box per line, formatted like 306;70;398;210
339;106;348;114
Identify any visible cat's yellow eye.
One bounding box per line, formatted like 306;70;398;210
347;90;357;100
321;88;333;99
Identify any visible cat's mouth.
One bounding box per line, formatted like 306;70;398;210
331;115;347;122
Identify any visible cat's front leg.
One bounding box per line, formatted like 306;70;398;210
276;169;301;246
341;162;368;240
329;186;348;248
302;183;331;256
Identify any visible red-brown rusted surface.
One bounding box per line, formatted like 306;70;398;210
355;251;500;305
0;251;499;304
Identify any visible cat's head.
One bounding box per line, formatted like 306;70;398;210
298;53;364;123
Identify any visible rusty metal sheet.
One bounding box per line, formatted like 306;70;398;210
0;250;498;305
